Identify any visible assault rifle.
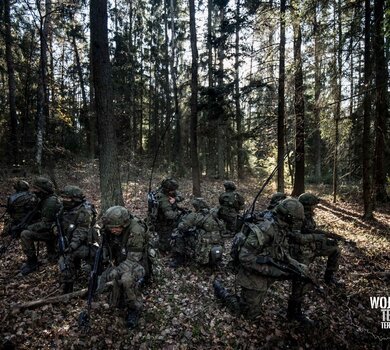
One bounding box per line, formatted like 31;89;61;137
55;209;70;273
78;231;105;331
256;255;325;295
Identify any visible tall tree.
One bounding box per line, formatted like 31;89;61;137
235;0;244;179
189;0;201;196
4;0;18;164
291;0;305;197
362;0;374;218
277;0;286;192
373;0;389;202
90;0;124;210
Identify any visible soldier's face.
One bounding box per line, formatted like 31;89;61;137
109;226;124;235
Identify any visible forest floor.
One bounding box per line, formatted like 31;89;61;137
0;160;389;349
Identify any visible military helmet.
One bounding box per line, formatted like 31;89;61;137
13;180;29;192
298;193;320;207
223;181;236;191
268;192;286;209
161;178;179;191
275;198;304;223
102;206;131;228
32;176;54;194
61;185;85;202
191;197;209;211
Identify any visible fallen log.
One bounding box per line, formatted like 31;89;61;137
11;281;113;314
351;271;389;280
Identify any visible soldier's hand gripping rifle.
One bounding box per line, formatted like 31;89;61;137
78;232;105;331
55;208;70;273
256;255;325;296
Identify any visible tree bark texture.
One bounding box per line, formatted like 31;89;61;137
90;0;124;210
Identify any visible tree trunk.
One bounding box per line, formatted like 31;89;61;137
362;0;374;219
277;0;286;192
4;0;18;164
90;0;124;211
313;3;322;182
291;0;305;197
332;0;342;204
235;0;244;179
373;0;389;202
189;0;201;196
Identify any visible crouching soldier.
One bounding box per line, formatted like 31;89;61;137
214;198;312;322
154;178;185;252
218;181;245;236
3;180;39;238
20;177;62;275
170;198;225;268
97;206;151;329
57;185;97;294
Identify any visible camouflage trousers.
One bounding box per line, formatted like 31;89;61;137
100;261;146;311
60;245;96;283
219;212;237;235
239;278;275;320
20;229;56;259
172;230;222;265
290;239;340;303
157;226;176;252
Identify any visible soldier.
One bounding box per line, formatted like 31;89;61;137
3;180;39;238
214;198;310;321
252;192;286;223
57;185;97;294
170;198;226;268
20;177;62;275
154;178;184;252
218;181;245;235
97;206;150;329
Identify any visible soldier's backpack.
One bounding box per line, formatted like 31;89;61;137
7;191;38;219
230;219;272;268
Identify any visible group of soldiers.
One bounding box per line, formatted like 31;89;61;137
1;176;341;328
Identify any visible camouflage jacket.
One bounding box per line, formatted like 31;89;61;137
60;202;95;251
27;194;61;233
104;216;150;276
178;208;225;241
218;190;245;216
236;218;304;290
155;191;181;230
302;211;316;234
7;191;38;223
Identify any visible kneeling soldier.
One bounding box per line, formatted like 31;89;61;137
20;177;61;275
171;198;225;268
97;206;151;329
57;185;96;294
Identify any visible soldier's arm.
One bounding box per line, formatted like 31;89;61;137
238;229;272;273
28;196;60;232
68;209;92;251
178;213;197;231
159;196;179;220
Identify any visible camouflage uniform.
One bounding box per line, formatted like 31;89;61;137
171;198;225;266
20;177;62;275
154;178;184;252
289;193;341;314
252;192;286;223
218;181;245;235
97;206;150;329
58;186;96;293
3;180;38;238
215;198;309;321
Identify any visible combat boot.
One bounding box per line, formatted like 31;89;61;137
213;279;240;315
169;253;185;269
324;271;343;287
62;282;74;294
126;308;141;329
21;256;39;276
287;301;315;326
